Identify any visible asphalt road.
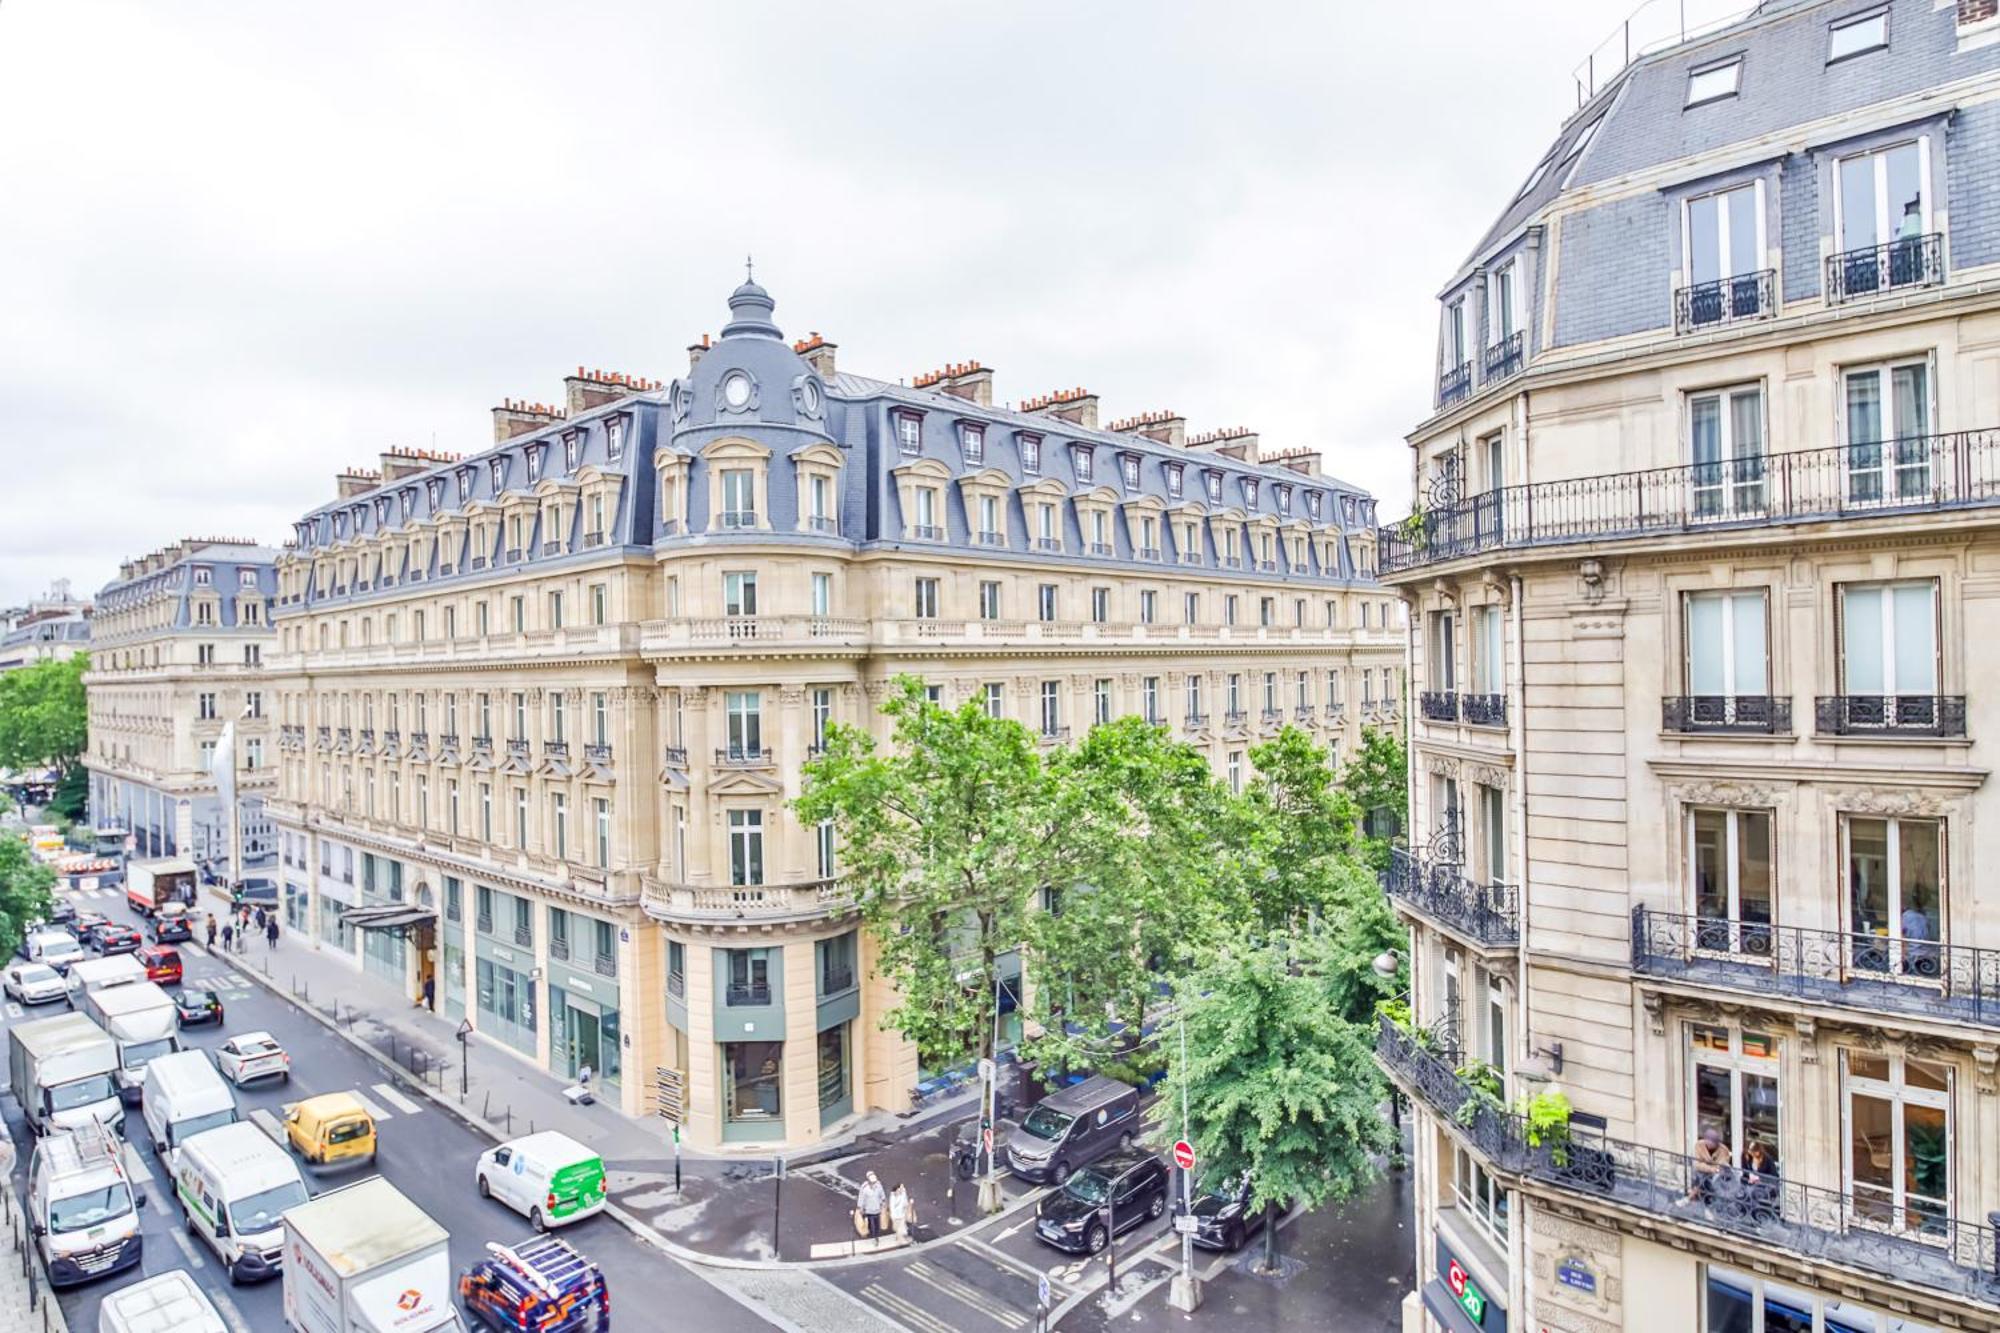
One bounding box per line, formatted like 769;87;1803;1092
4;885;780;1332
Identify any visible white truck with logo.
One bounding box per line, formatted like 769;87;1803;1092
176;1120;308;1285
79;981;180;1105
8;1011;122;1135
125;857;197;918
282;1177;466;1333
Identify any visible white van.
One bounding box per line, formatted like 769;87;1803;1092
28;1121;143;1287
97;1270;227;1333
140;1049;238;1158
66;954;146;1007
472;1130;607;1230
25;929;85;974
174;1121;308;1284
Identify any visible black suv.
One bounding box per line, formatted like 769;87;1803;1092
1174;1171;1268;1252
1033;1152;1168;1255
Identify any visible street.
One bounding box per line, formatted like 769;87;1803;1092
2;885;779;1333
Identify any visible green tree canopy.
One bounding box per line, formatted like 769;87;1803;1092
0;654;88;774
0;834;55;956
1156;935;1394;1271
1235;726;1361;936
1340;726;1408;872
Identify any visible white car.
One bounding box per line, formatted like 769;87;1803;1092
3;961;67;1005
214;1032;289;1086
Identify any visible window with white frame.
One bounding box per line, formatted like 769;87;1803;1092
1837;580;1938;704
960;423;984;464
1683;183;1766;323
983;683;1003;718
595;798;611;867
809;474;834;530
1040;681;1061;735
1828;6;1888;62
978;580;1001;620
1689;385;1766;517
1684;56;1742;108
816;819;836;878
1689;807;1774;955
719;469;757;526
728;809;765;886
1187;674;1203;719
725;691;762;757
1705;1264;1938;1333
1684;590;1769;709
1476;782;1507;887
1451;1146;1509;1249
1490;261;1518;343
1139;590;1156;624
1842;359;1931;503
723;571;758;618
1038;584;1057;621
811;571;832;618
1184;591;1199;624
978;494;1001;542
1094;679;1112;726
1090;587;1109;623
1844;814;1943;977
896;413;922;456
1019;434;1041;474
810;688;832;750
1689;1024;1780;1171
1836;140;1929;259
1843;1050;1951;1234
913;486;940;537
1426;611;1456;692
1470;605;1503;696
1142;677;1159;722
914;577;940;619
1444;299;1467;371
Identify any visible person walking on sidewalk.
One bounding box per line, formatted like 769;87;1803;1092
221;922;234;954
265;916;279;951
889;1182;915;1239
206;916;218;951
856;1172;886;1241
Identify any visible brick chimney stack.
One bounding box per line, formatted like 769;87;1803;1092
912;361;995;408
335;467;382;500
1020;387;1099;431
688;333;712;373
492;399;564;443
564;367;662;417
1189;427;1260;463
794;332;837;379
381;447;464;480
1107;410;1186;449
1264;446;1322;477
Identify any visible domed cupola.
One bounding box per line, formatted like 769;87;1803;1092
719;263;782;341
665;268;831;444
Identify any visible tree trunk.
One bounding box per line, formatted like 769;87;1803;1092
1259;1199;1280;1273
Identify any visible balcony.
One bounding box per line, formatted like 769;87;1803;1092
976;530;1005;546
911;525;945;541
1223;709;1248;727
1375;429;2000;577
541;540;561;556
1089;542;1113;556
471;735;493;757
549;936;570;962
1662;695;1792;736
1481;330;1523;383
714;747;774;768
512;923;532;947
1674;269;1776;335
1826;233;1944;306
726;981;772;1007
1294;705;1315;722
718;510;759;530
1184;712;1208;730
583;530;605;547
1383;847;1518;948
542;740;569;762
1632;906;2000;1031
583;742;612;765
1438;360;1472;407
1259;708;1284;727
506;739;531;763
640;616;870;653
593;953;617;979
645;878;853;926
1375;1016;2000;1305
662;745;688;768
1419;691;1459;723
1035;537;1063;553
1815;695;1967;739
1140;546;1161;561
1038;725;1070;744
808;515;839;534
1460;693;1506;728
1179;552;1202;566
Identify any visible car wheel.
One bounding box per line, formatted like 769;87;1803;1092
529;1207;546;1234
227;1263;242;1287
477;1175;490;1199
1052;1160;1071;1186
1086;1224;1107;1255
1147;1193;1165;1220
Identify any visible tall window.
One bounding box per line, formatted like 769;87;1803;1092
1845;815;1942;977
1227;752;1243;793
513;787;528;848
1470;605;1504;697
1689;1025;1780;1168
1689;807;1774;956
914;577;940;619
1187;675;1204;719
1037;584;1057;622
723;571;758;618
511;692;526;739
1476;783;1507;886
729;809;764;886
1094;679;1112;726
913;487;939;536
1038;504;1057;548
1426;611;1456;692
550;694;567;744
809;474;833;529
479;783;492;841
978;581;1001;620
1142;677;1160;722
550;792;568;860
1184;592;1199;624
1444;298;1467;370
1835;140;1928;269
1040;682;1061;735
725;691;762;757
1490;261;1517;343
1685;590;1768;712
1683;183;1764;322
983;683;1003;718
1838;581;1937;705
811;571;832;618
978;494;1000;540
1139;590;1156;624
594;798;611;867
1844;1051;1951;1233
1091;587;1109;623
1843;360;1931;503
720;469;756;525
591;584;608;625
810;688;833;750
592;692;608;746
816;819;836;878
1690;385;1765;518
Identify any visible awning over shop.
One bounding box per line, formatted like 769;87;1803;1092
340;905;437;936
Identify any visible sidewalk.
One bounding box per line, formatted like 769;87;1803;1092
215;901;1027;1269
0;1181;69;1333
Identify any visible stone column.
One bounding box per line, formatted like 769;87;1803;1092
685;940;720;1149
781;937;821;1146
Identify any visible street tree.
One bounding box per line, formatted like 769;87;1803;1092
1028;717;1235;1080
796;676;1078;1077
0;834;54;956
0;654;88;774
1157;936;1394;1274
1340;726;1408;874
1235;726;1361;936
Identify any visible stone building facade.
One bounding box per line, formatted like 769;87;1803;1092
1380;3;2000;1330
266;279;1402;1150
84;540;279;879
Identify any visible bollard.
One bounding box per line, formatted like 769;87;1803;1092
483;1091;492;1119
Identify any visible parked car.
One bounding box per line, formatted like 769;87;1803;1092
3;961;68;1005
1007;1075;1143;1185
135;946;182;987
173;987;224;1028
73;910;107;938
215;1032;288;1087
1173;1171;1270;1252
46;899;77;928
91;924;142;956
1033;1152;1169;1255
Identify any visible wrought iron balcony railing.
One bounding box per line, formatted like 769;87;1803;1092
583;742;612;764
1632;905;2000;1030
1662;695;1792;735
1439;361;1472;407
715;747;774;767
593;953;617;979
1815;695;1967;739
726;981;772;1007
1383;847;1519;947
1375;429;2000;576
662;745;688;768
1674;269;1775;335
1461;693;1506;728
718;510;759;529
1826;233;1944;305
1375;1015;2000;1303
542;740;570;761
912;525;945;541
1419;690;1459;723
1482;330;1523;383
549;936;570;961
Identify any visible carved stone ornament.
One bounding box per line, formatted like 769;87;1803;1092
776;689;806;706
1425;754;1461;779
1642;990;1666;1038
1975;1045;1998;1096
1793;1015;1818;1064
1482;568;1512;605
1824;787;1954;819
1666;780;1782;810
1467;764;1510;790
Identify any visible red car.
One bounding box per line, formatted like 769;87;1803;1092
135;945;182;986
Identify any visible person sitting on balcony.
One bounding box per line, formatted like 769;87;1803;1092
1678;1126;1730;1208
1740;1139;1780;1225
1901;903;1939;977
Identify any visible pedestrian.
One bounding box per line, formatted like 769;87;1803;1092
422;976;435;1011
888;1182;915;1239
578;1061;592;1089
265;917;279;951
254;905;267;933
221;922;234;953
856;1171;886;1241
205;916;218;951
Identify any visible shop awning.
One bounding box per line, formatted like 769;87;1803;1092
340;905;437;934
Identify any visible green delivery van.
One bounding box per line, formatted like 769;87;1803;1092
473;1131;606;1231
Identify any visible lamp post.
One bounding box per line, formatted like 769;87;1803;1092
1374;950;1405;1142
1167;1006;1202;1313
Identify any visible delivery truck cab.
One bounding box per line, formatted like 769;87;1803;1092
8;1011;122;1136
281;1177;467;1333
28;1121;143;1287
80;980;179;1105
175;1120;309;1284
141;1049;239;1159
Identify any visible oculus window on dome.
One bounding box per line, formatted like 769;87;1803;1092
793;376;823;420
720;371;756;412
1685;56;1742;108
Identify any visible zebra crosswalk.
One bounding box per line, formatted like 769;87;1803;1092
276;1083;426;1125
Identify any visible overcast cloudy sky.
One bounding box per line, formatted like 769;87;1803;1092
1;0;1664;606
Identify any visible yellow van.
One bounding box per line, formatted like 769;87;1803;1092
283;1092;376;1169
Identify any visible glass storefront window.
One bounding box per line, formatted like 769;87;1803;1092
818;1026;848;1108
726;1042;783;1122
443;943;465;1019
1705;1265;1938;1332
475;956;537;1057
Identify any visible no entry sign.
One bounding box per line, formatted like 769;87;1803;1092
1172;1140;1196;1171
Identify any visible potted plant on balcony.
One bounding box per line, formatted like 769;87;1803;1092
1452;1058;1505;1130
1517;1087;1574;1166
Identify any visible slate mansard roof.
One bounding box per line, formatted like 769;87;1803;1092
93;539;280;639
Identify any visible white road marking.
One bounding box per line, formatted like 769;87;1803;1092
250;1108;287;1146
346;1088;392;1121
371;1082;422;1115
169;1223;207;1270
908;1259;1028;1329
3;1003;18;1019
122;1144;160;1188
862;1284;954;1333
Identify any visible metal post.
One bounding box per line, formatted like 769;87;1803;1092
1168;1012;1203;1312
977;972;1004;1213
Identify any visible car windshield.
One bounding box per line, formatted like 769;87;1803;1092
229;1180;308;1235
327;1118;370;1144
176;1110;238;1143
17;966;57;986
123;1039;174;1067
1063;1171;1112;1205
48;1185;133;1234
1020;1106;1074;1142
46;1076;115;1112
45;942;81;959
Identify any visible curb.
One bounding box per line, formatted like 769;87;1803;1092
226;952;1048;1274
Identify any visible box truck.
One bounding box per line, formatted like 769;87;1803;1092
8;1011;121;1135
79;980;180;1104
282;1177;466;1333
125;858;197;917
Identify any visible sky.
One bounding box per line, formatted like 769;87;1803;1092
0;0;1653;606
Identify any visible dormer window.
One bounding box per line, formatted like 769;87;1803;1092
1684;56;1742;109
526;443;546;482
193;566;213;587
959;423;985;465
1276;484;1292;516
456;465;477;500
1166;463;1184;500
1073;445;1094;482
894;410;923;457
374;495;392;525
606;416;628;464
563;432;581;473
1019;433;1043;475
427;477;444;508
239;569;258;588
490;457;508;491
1119;454;1141;491
1205;471;1223;503
1341;495;1357;525
1242;477;1260;509
1305;491;1323;520
400;488;417;520
1828;7;1887;61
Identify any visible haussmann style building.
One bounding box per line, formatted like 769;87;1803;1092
1379;2;2000;1331
265;277;1403;1150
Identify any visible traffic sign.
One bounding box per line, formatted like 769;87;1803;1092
1037;1274;1051;1307
1172;1215;1199;1235
1171;1140;1196;1171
